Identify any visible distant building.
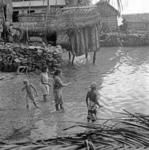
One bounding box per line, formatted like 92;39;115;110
96;1;119;32
123;13;149;32
12;0;66;22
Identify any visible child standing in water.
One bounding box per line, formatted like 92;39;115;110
40;66;52;102
22;79;38;109
86;82;102;122
53;69;71;111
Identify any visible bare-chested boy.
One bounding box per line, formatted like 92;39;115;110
86;82;102;122
22;79;38;109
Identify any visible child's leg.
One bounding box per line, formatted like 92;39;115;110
32;98;38;108
91;110;97;122
43;94;48;102
26;95;29;109
29;94;38;108
87;110;91;122
59;104;64;110
55;104;59;111
59;93;64;111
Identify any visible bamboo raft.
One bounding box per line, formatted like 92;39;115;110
1;110;149;149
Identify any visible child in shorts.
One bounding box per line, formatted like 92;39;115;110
86;82;102;122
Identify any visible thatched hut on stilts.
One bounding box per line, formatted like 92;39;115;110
14;3;101;65
56;6;101;64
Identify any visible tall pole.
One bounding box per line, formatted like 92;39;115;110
44;0;49;42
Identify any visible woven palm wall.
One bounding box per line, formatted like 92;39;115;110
0;0;13;22
55;6;101;31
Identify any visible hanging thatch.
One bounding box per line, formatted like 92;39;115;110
55;6;101;31
16;6;101;33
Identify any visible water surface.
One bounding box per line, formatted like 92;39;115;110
0;47;149;141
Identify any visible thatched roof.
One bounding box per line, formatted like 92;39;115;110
55;6;101;30
16;6;101;33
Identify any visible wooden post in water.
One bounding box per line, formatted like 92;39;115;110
93;23;100;65
93;51;96;64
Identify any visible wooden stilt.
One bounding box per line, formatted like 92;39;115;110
68;51;71;62
85;52;88;63
72;54;75;65
93;51;96;64
85;52;88;59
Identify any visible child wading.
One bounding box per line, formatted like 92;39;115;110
86;82;102;122
22;79;38;109
40;66;52;102
53;69;71;111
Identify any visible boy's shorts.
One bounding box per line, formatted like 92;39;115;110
87;109;97;122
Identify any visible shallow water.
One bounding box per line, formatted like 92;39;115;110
1;46;149;141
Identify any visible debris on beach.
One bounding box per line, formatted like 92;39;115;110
1;110;149;149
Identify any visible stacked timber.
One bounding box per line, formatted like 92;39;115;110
0;43;63;72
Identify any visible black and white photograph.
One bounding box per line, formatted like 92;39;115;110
0;0;149;149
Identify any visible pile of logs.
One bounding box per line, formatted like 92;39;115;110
0;43;63;73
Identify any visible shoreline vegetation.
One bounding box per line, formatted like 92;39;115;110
1;110;149;149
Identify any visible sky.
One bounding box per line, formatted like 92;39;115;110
92;0;149;14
